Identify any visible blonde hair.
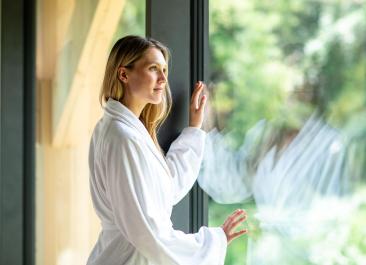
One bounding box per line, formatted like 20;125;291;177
100;35;172;150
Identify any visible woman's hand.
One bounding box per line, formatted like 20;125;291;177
221;209;248;245
189;81;207;128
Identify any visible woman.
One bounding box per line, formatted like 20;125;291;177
87;35;247;265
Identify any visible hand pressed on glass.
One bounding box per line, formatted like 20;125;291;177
221;209;248;244
189;81;207;128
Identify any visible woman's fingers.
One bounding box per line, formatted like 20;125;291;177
228;229;248;241
223;209;245;227
189;81;207;128
191;81;204;109
197;94;207;112
228;209;246;222
228;215;247;231
221;209;248;244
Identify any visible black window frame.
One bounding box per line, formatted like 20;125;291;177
147;0;209;233
0;0;35;264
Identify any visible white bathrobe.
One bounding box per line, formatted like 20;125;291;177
87;99;227;265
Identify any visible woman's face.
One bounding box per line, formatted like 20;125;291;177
122;47;167;109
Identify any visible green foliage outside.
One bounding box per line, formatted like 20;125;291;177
112;0;145;48
209;0;366;146
208;0;366;264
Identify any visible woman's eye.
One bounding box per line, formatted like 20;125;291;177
150;66;158;71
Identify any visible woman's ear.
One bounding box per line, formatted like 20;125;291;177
118;67;128;83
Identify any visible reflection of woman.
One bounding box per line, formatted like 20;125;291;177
199;83;351;264
87;35;248;265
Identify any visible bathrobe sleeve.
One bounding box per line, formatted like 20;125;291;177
105;135;227;265
165;127;206;205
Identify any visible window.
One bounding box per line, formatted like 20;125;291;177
200;1;366;264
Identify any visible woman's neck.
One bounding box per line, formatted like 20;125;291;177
121;98;145;118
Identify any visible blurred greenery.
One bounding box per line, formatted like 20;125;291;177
209;0;366;147
208;0;366;264
111;0;145;47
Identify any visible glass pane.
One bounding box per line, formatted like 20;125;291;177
35;1;145;264
201;1;366;264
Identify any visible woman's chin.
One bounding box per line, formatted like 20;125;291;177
149;96;163;105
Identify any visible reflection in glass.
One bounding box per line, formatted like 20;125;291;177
201;1;366;264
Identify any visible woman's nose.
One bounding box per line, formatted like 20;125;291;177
158;70;167;83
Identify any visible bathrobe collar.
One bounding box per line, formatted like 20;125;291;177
104;98;171;176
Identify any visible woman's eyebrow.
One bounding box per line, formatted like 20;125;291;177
146;61;167;68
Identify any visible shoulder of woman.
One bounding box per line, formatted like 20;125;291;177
104;119;143;146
